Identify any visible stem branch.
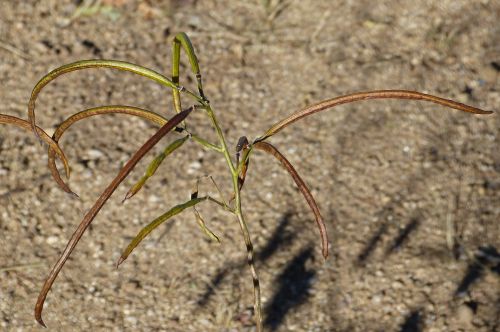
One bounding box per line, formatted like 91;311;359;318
203;104;263;331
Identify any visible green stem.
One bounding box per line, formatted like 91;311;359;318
207;196;233;213
233;182;262;331
190;134;223;152
204;106;235;172
203;103;263;331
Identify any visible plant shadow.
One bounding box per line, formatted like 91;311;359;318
264;245;316;331
197;212;295;306
196;212;319;331
356;208;421;266
385;217;421;255
399;308;424;332
455;245;500;296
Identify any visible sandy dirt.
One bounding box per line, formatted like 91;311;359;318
1;1;499;331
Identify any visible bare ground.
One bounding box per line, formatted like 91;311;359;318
0;1;499;331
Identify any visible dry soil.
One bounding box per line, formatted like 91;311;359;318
0;1;499;331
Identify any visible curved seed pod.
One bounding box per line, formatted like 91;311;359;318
117;197;208;266
48;105;168;196
34;107;193;328
172;32;205;114
27;59;200;139
259;90;494;141
0;114;70;178
123;135;189;201
173;32;202;77
253;141;329;259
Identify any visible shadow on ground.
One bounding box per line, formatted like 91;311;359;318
264;246;315;331
196;212;319;331
197;212;295;307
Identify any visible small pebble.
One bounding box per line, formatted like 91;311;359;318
46;235;59;245
457;304;474;328
87;149;105;159
187;161;202;174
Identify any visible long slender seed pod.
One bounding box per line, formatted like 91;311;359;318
34;107;193;328
117;197;208;266
28;59;202;139
0;114;70;178
172;32;205;115
253;141;329;258
123;135;189;201
259;90;493;141
48;106;168;196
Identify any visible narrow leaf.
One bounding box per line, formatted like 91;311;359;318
34;107;193;328
259;90;494;141
117;197;207;266
253;141;329;258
